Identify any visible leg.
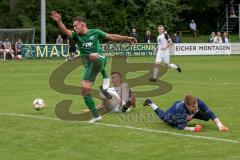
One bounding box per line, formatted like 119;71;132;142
121;83;132;112
82;80;100;118
149;63;160;82
82;56;104;120
149;51;162;81
164;50;181;73
143;99;166;121
10;49;15;59
154;107;166;121
89;53;109;89
101;57;109;89
101;69;109;89
99;87;120;112
101;69;108;79
121;83;130;106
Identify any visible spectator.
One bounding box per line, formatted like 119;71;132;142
189;19;198;37
222;32;231;43
229;0;236;17
130;28;138;43
66;37;77;61
4;38;14;59
214;32;223;43
144;30;151;43
0;41;6;60
172;33;181;43
56;34;63;44
208;32;216;43
15;38;23;55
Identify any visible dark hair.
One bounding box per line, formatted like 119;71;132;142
73;16;86;23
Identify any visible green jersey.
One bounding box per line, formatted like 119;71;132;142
71;29;108;81
71;29;106;57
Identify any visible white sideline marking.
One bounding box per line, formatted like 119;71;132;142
0;112;238;144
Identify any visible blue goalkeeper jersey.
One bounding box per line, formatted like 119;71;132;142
163;99;216;129
163;101;189;129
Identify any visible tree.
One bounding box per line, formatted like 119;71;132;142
178;0;224;33
0;0;208;43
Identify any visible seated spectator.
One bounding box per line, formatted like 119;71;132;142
214;32;223;43
4;38;14;59
56;34;63;44
222;32;231;43
144;30;151;43
66;37;77;61
189;19;198;37
172;33;181;43
98;72;136;113
0;41;6;60
208;32;215;43
15;38;23;55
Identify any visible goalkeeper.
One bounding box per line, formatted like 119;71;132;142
143;95;228;132
50;11;136;123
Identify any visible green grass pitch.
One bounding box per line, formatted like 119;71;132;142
0;56;240;160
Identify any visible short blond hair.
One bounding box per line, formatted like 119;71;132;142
158;25;164;29
184;95;197;106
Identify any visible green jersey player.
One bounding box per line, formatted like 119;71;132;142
50;11;136;123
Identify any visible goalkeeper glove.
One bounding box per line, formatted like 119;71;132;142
194;124;202;132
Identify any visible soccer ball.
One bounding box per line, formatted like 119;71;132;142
32;98;45;110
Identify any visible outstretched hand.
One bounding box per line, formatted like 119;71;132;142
50;10;61;22
128;37;137;44
219;123;229;131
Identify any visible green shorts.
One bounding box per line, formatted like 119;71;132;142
83;57;107;82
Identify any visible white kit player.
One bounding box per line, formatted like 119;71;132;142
99;72;136;113
149;25;181;82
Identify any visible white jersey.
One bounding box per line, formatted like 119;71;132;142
156;33;170;64
99;83;130;112
157;33;169;51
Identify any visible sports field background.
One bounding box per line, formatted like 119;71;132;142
0;56;240;160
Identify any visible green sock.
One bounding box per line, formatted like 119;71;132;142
83;95;99;118
101;69;108;79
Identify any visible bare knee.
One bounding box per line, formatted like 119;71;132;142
82;87;90;96
89;53;100;61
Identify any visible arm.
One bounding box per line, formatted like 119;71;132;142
50;11;72;38
198;99;228;131
105;34;137;44
129;89;136;108
166;38;172;49
213;118;229;131
184;125;202;132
